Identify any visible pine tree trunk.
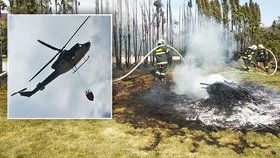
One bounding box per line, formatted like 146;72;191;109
95;0;99;14
133;2;138;65
169;0;173;45
118;0;123;68
113;1;121;69
125;0;131;67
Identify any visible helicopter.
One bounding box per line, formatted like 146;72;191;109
11;16;93;99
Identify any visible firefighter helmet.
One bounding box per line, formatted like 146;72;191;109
248;45;257;50
157;39;165;45
258;44;265;49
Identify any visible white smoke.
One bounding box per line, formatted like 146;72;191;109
172;19;236;99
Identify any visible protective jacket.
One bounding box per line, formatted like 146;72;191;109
155;45;170;66
256;49;268;62
241;48;254;70
256;48;269;71
153;45;171;80
242;49;253;60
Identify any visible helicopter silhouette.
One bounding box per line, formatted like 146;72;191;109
11;16;93;99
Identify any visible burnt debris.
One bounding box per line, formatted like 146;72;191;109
139;80;280;132
201;81;257;107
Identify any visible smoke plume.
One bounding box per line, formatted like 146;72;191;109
172;19;236;99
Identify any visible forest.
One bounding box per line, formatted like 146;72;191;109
0;0;279;70
1;1;280;157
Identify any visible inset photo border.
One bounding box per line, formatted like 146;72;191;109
8;14;112;119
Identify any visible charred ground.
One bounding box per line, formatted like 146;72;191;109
113;69;280;134
0;70;280;157
112;68;280;156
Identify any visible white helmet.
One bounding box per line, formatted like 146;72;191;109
248;45;257;50
258;44;265;49
157;39;165;45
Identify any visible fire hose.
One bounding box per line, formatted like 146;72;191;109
113;45;185;82
217;49;278;76
113;47;278;82
258;49;278;76
0;71;7;79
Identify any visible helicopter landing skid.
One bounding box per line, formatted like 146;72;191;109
73;55;90;74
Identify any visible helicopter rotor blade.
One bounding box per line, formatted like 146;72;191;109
60;16;90;51
37;40;61;51
28;16;90;82
29;52;60;82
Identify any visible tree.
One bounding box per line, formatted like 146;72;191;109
9;0;38;14
259;27;280;59
95;0;99;13
0;17;7;57
118;0;123;69
58;0;76;14
196;0;202;13
0;0;7;57
229;0;237;31
0;19;6;44
132;1;138;64
222;0;229;27
0;0;7;15
210;0;222;22
271;16;280;30
125;0;131;67
38;0;52;14
201;0;211;16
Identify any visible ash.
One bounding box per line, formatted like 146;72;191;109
145;81;280;130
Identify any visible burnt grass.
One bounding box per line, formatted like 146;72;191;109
113;70;280;153
114;72;279;133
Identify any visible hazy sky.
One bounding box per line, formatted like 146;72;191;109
77;0;279;27
240;0;280;27
2;0;278;27
8;15;112;119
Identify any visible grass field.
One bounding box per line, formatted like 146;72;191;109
239;72;280;91
0;71;280;157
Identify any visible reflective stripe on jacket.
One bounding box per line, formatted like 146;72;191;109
155;46;169;65
257;49;268;57
242;49;253;60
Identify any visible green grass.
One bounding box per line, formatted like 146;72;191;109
238;72;280;91
1;72;280;157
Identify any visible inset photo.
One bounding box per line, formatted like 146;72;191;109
8;15;112;119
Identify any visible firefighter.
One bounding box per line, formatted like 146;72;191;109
242;45;257;71
256;44;269;72
152;39;171;81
